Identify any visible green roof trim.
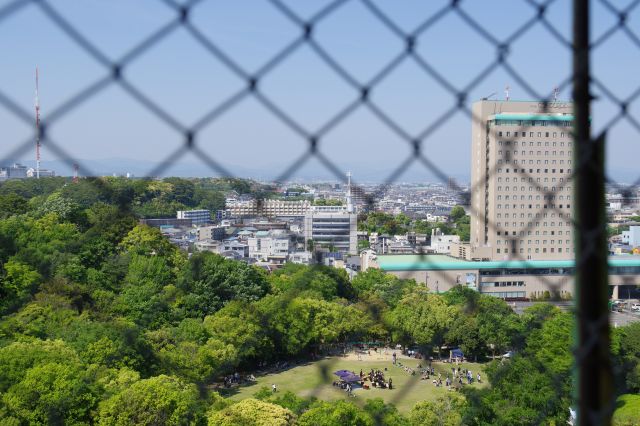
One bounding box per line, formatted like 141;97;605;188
377;255;640;271
490;113;574;121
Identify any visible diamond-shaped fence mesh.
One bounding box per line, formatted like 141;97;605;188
1;0;638;424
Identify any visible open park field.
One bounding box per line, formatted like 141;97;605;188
222;352;489;414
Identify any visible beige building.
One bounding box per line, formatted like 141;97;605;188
450;242;471;260
225;199;311;218
470;100;574;261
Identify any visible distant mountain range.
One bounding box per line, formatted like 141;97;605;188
5;157;638;185
5;157;472;184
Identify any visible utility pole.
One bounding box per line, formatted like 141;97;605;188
35;66;41;179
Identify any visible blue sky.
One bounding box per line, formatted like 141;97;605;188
1;0;638;183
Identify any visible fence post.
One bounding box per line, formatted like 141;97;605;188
573;0;614;424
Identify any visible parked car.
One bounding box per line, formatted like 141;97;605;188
631;303;640;311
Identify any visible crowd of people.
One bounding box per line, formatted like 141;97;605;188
361;368;393;389
222;371;258;388
391;356;483;391
332;367;394;395
332;380;358;397
223;372;242;388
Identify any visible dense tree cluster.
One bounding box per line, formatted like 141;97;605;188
358;206;471;242
0;178;637;425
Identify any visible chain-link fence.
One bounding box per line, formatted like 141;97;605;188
1;0;639;424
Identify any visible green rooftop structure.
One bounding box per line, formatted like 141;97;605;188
374;254;640;300
377;255;640;271
490;113;574;122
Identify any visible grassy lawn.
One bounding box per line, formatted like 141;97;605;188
613;394;640;426
221;353;489;414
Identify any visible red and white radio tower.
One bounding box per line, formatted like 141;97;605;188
35;66;41;179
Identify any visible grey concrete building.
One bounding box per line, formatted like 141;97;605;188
304;205;357;255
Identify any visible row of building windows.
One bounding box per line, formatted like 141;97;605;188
497;203;572;210
498;159;573;165
499;140;572;147
497;166;574;176
498;169;569;179
498;227;567;234
497;221;571;228
498;195;571;203
495;228;572;237
494;195;572;202
495;185;571;193
498;211;571;218
496;247;574;254
485;291;527;299
497;217;568;224
482;281;526;287
497;239;572;245
498;178;564;186
497;201;571;210
498;150;571;156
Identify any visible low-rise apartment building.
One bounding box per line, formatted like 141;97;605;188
247;231;291;262
177;209;211;225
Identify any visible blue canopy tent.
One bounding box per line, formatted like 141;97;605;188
450;348;464;359
334;370;351;378
341;373;361;383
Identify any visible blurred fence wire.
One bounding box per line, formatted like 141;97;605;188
2;0;639;424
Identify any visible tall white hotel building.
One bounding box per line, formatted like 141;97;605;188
470;100;575;261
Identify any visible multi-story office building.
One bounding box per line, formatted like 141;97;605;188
262;200;311;217
0;163;28;180
26;168;55;178
176;209;211;225
304;173;358;255
225;199;311;218
304;205;357;255
470;100;574;261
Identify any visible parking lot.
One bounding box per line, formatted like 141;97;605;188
611;301;640;327
510;301;640;327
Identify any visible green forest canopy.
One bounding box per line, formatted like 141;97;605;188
0;177;636;425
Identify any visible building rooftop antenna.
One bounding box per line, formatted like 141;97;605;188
346;171;354;214
553;86;559;101
504;84;510;101
35;66;41;179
